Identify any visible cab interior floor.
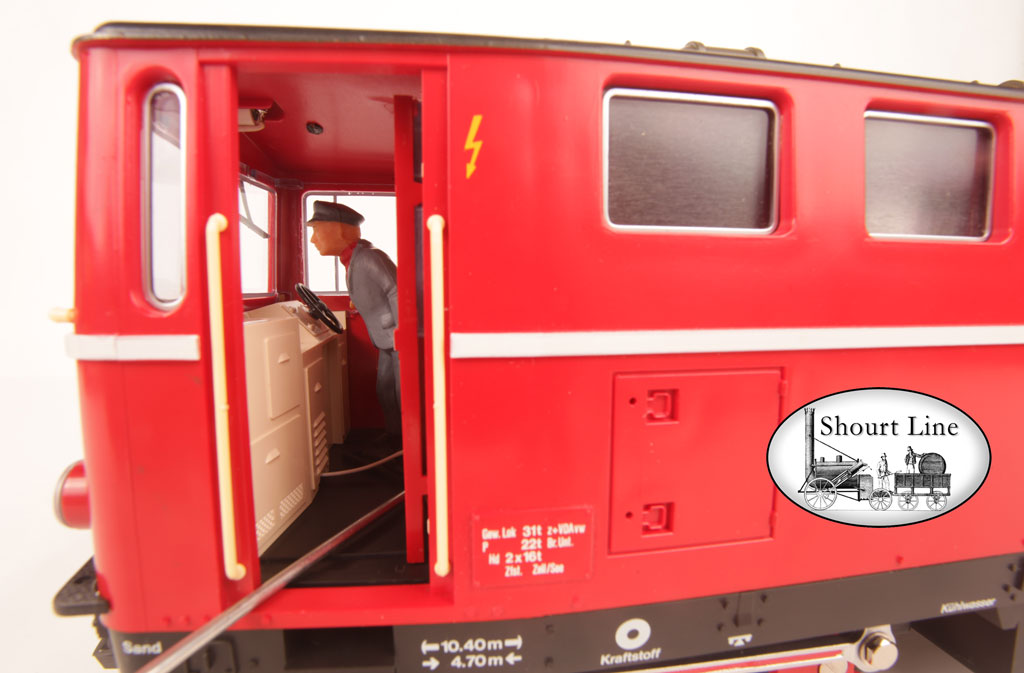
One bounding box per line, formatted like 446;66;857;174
259;428;427;587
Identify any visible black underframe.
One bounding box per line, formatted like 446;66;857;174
96;551;1024;673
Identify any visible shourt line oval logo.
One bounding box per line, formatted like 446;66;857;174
766;388;990;527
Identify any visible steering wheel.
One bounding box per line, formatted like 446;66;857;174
295;283;344;334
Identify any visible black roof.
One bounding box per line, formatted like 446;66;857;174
76;22;1024;101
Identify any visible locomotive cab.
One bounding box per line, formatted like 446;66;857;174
62;29;449;640
228;67;433;582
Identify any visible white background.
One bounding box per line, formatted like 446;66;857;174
1;1;1022;671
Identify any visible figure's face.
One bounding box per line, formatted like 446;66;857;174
309;221;360;256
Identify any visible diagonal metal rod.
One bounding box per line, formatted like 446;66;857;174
137;490;405;673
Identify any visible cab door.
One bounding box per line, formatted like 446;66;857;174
395;68;450;577
71;53;258;637
394;95;427;564
198;64;260;599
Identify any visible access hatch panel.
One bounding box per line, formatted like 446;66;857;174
610;368;780;553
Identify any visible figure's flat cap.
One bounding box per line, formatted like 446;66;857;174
306;200;364;226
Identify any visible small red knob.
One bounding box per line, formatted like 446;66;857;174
54;461;90;529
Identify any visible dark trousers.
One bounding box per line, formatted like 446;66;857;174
377;348;401;438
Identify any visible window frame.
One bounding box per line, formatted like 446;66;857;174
603;87;780;235
238;173;278;297
141;82;188;310
864;110;995;242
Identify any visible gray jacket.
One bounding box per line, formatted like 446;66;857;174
347;240;399;350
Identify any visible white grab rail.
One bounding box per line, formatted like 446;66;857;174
427;214;451;578
205;213;246;581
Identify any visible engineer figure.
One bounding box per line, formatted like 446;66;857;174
877;453;890;490
905;446;919;473
306;200;401;441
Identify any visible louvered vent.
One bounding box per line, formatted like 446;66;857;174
255;510;276;543
312;411;329;477
279;482;305;519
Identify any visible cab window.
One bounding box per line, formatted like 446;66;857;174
865;112;993;239
143;83;187;307
238;176;276;295
605;88;778;231
303;192;398;293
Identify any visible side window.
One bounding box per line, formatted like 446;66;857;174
303;192;397;293
143;83;187;308
605;88;778;231
238;177;275;295
865;112;993;239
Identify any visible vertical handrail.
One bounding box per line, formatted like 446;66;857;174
427;214;451;577
205;213;246;581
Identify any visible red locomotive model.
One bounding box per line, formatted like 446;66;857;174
52;23;1024;673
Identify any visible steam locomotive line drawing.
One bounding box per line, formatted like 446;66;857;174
800;408;952;511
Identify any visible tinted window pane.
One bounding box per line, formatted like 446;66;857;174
865;115;993;238
607;92;775;229
146;86;186;306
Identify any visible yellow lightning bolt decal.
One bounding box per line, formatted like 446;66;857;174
464;114;483;179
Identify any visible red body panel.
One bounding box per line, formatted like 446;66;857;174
443;348;1021;620
66;27;1024;672
446;54;1019;333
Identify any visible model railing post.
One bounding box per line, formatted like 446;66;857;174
206;213;246;581
427;214;451;578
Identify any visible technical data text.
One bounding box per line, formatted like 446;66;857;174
471;507;593;587
421;635;525;671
